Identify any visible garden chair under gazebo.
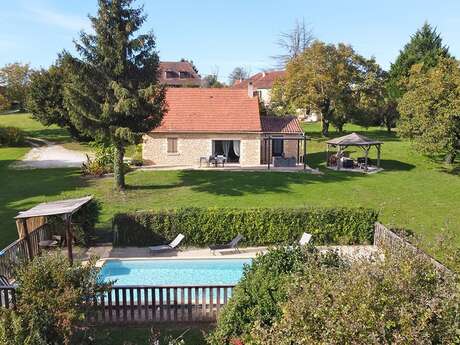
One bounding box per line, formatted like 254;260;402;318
326;133;383;173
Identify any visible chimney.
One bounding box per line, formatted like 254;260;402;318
248;81;254;98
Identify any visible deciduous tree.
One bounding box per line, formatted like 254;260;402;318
228;66;250;86
272;18;314;67
64;0;166;190
398;58;460;164
271;41;371;136
0;62;32;110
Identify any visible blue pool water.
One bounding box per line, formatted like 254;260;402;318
100;259;251;286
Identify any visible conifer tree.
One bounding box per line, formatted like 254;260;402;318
64;0;166;190
389;22;450;98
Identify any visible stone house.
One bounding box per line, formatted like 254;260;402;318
142;86;305;167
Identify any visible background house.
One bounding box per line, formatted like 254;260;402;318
232;70;285;105
159;61;202;87
142;86;304;167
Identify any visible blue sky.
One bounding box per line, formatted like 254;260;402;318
2;0;460;82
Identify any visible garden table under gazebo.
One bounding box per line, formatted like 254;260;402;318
326;132;382;172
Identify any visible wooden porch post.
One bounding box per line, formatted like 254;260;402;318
22;219;33;261
267;136;271;170
303;134;307;170
65;214;73;265
296;139;300;164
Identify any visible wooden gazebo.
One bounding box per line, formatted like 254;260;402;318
326;133;382;171
14;196;93;265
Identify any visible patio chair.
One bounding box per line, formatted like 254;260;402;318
149;234;185;254
209;234;244;254
299;232;312;245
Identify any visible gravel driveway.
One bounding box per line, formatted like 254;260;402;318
12;139;90;169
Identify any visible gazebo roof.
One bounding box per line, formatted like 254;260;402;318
326;132;382;146
14;196;93;219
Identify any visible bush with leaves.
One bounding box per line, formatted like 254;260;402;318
0;253;110;345
0;126;26;146
81;143;130;177
250;249;460;344
207;246;344;344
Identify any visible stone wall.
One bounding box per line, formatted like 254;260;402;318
143;132;262;166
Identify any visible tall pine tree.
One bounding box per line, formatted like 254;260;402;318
64;0;166;190
389;22;450;98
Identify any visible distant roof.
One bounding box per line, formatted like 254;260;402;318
15;196;93;219
261;116;303;134
232;70;286;90
152;88;261;133
326;133;382;146
159;61;201;87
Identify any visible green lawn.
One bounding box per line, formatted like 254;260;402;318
0;113;459;252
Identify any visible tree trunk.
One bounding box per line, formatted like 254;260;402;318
322;119;330;137
336;123;344;133
114;144;125;190
444;152;456;164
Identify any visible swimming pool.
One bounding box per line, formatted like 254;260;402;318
99;258;251;286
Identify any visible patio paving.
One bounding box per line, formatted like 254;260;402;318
74;244;380;264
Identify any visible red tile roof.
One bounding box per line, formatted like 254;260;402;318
159;61;202;87
260;116;303;134
232;70;285;90
152;88;261;133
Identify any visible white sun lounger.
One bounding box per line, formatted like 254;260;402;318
149;234;185;254
299;232;312;245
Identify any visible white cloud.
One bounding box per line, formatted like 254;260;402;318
26;6;91;32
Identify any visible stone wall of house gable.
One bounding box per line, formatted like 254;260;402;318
142;132;261;166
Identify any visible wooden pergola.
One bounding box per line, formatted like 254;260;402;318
262;133;310;170
14;196;93;265
326;133;382;171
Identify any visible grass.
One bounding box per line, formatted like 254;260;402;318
0;113;459;253
92;325;210;344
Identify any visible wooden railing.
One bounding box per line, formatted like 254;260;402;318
89;284;235;324
0;284;235;324
0;224;52;280
0;287;16;309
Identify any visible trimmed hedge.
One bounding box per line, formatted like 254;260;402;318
113;207;378;247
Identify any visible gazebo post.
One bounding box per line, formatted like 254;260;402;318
377;144;381;167
364;145;370;172
336;145;341;170
65;214;73;265
22;219;34;261
326;144;329;167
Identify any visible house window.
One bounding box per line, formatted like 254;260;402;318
167;138;178;153
165;71;179;79
179;71;192;79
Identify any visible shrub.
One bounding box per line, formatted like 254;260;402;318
0;253;110;345
207;246;344;345
112;207;378;247
0;126;25;146
81;143;131;177
250;249;460;344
